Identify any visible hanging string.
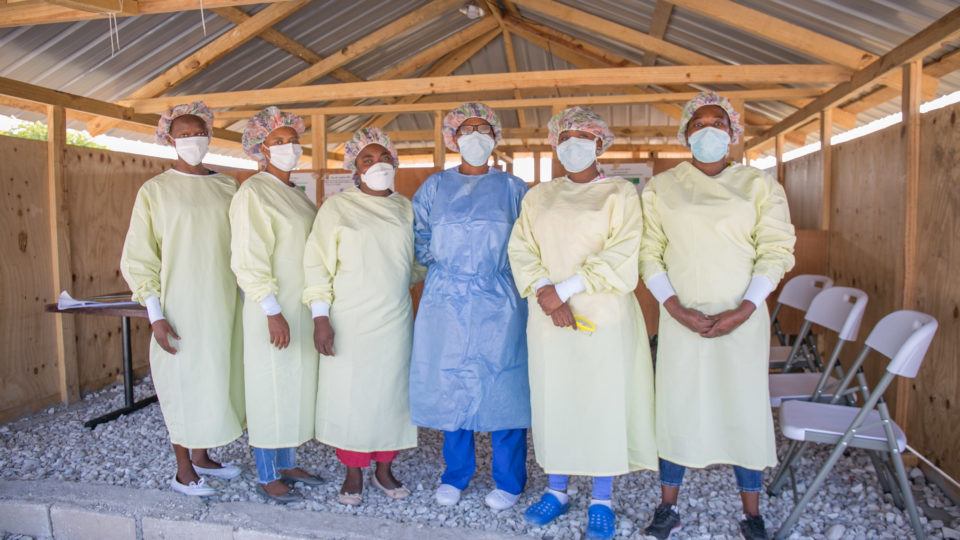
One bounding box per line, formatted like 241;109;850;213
105;0;123;57
107;13;116;56
200;0;207;36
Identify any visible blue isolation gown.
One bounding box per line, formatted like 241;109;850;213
409;166;530;433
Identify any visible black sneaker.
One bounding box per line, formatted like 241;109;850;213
643;503;681;539
739;514;769;540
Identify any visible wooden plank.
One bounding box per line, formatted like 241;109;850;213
357;31;502;134
275;0;462;88
748;6;960;149
0;135;63;419
775;133;785;184
642;0;674;67
0;76;247;145
129;70;839;113
433;110;444;170
820;108;833;231
728;98;745;162
46;0;138;14
908;102;960;480
319;125;761;144
0;0;284;27
895;59;922;427
515;0;715;65
86;0;308;136
46;105;79;404
311;114;326;172
668;0;937;97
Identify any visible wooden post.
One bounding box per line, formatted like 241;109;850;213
551;104;564;178
775;133;785;184
433;110;445;170
533;151;541;185
728;98;745;163
895;58;922;426
311;114;326;204
46;105;79;404
819;108;833;231
506;153;514;174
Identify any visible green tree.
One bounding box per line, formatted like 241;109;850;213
0;121;106;149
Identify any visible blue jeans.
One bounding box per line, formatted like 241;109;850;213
659;458;762;493
441;428;527;495
548;474;614;500
253;447;296;484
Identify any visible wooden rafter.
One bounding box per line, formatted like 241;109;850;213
46;0;138;14
484;0;529;128
86;0;308;136
211;88;824;119
668;0;938;99
319;125;766;144
273;0;463;88
512;0;858;129
642;0;674;67
747;6;960;149
0;75;290;154
125;65;849;112
0;0;287;27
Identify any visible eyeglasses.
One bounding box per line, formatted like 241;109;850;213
457;124;493;135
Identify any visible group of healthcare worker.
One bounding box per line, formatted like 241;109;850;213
121;91;794;540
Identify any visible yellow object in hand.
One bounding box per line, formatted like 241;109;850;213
574;315;596;335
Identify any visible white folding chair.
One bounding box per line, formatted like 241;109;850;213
769;287;868;408
769;274;833;372
770;310;939;540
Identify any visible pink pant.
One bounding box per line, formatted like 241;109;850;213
336;448;399;468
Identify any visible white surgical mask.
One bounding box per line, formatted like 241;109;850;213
457;132;495;167
173;136;208;166
266;142;302;172
688;127;731;164
557;136;598;173
361;162;396;191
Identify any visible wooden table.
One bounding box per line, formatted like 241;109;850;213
45;302;158;428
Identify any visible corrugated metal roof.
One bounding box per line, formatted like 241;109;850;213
1;0;958;155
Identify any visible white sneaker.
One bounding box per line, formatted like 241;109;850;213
193;462;241;480
170;475;217;496
435;484;462;506
485;488;520;510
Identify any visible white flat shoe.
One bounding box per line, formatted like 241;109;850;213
170;475;217;497
371;475;411;500
435;483;462;506
485;488;520;511
193;462;241;480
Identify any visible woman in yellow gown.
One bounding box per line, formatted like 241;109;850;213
509;107;657;540
231;107;321;503
639;92;796;540
121;101;244;497
302;128;425;506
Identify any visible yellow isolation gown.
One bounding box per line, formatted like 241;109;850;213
229;172;318;449
302;187;426;452
508;176;658;476
639;161;796;470
120;169;244;448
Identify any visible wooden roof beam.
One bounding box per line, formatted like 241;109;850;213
642;0;674;67
747;6;960;150
0;0;288;27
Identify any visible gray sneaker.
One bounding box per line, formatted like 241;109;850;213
256;484;303;504
644;504;682;539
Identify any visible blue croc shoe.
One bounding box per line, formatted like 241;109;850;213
524;492;570;526
584;503;616;540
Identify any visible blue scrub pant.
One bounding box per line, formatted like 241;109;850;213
440;428;527;495
253;447;296;484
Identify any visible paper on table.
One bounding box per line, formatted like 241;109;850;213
57;291;140;310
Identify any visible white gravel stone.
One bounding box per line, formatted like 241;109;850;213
0;377;957;539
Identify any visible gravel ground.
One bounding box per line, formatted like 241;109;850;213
1;377;958;539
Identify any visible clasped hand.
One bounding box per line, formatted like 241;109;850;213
536;285;576;329
664;296;756;338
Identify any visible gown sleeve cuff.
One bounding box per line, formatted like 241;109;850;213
742;275;776;307
533;278;553;292
145;296;164;324
311;301;330;319
555;274;586;303
259;294;283;316
644;272;678;304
